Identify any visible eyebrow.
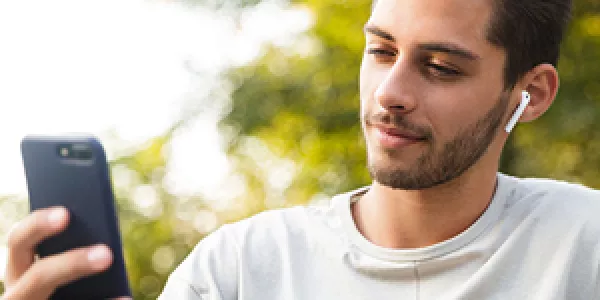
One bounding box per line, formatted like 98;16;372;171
364;25;395;42
364;25;480;61
419;43;480;60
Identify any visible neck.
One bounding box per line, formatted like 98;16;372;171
352;160;499;249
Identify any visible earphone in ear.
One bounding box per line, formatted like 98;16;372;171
505;90;531;133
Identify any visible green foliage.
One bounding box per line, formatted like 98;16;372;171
222;0;372;209
109;134;219;300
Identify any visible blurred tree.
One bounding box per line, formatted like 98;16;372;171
219;0;373;213
108;128;225;299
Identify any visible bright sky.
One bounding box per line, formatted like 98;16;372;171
0;0;311;195
0;0;311;281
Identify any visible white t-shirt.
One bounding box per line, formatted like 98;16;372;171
159;173;600;299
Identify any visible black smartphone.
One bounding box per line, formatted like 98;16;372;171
21;135;131;300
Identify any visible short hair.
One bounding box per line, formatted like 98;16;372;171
370;0;573;88
486;0;572;88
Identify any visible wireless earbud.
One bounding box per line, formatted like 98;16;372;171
505;90;531;133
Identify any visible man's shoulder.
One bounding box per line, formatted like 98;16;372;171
512;175;600;205
164;201;339;299
222;197;343;244
506;174;600;234
205;197;350;272
224;206;310;238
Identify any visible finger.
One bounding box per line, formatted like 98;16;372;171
5;207;70;285
3;244;113;300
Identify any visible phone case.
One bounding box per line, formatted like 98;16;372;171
21;135;131;299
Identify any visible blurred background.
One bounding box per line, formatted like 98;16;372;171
0;0;598;298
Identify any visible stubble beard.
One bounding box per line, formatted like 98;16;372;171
365;92;510;190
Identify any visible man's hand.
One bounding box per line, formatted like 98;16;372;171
2;206;127;300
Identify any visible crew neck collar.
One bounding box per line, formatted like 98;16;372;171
334;173;513;262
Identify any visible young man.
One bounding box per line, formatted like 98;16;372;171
4;0;599;299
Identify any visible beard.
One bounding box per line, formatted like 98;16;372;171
364;92;510;190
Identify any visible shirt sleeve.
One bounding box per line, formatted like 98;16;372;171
158;224;239;300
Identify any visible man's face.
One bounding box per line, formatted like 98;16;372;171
360;0;510;189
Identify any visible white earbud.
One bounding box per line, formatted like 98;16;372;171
505;90;531;133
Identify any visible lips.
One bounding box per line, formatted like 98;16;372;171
372;125;426;148
376;126;426;140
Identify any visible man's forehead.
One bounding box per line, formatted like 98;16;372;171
371;0;493;16
368;0;494;46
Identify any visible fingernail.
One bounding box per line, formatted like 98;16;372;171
88;246;111;263
48;208;66;224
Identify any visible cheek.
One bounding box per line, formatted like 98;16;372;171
424;86;490;139
359;59;373;103
359;59;388;111
359;64;373;118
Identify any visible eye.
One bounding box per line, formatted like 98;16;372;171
367;48;396;62
367;48;395;56
425;62;462;77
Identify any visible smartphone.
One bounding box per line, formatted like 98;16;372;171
21;135;131;299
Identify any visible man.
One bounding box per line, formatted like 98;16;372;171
4;0;599;299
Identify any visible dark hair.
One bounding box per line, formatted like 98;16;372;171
371;0;573;88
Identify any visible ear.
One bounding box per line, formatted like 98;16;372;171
517;63;559;123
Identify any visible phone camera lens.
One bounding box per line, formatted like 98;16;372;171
60;147;70;157
57;143;92;160
57;144;72;158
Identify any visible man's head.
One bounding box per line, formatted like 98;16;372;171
361;0;570;189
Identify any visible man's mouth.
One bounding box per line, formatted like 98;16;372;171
375;125;427;140
371;124;427;148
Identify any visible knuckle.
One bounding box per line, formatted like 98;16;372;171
7;213;43;249
7;210;59;250
54;248;95;277
6;222;24;249
29;210;46;231
27;255;73;291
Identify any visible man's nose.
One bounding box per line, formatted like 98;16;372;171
374;59;418;114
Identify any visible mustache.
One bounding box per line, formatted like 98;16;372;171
364;111;432;139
